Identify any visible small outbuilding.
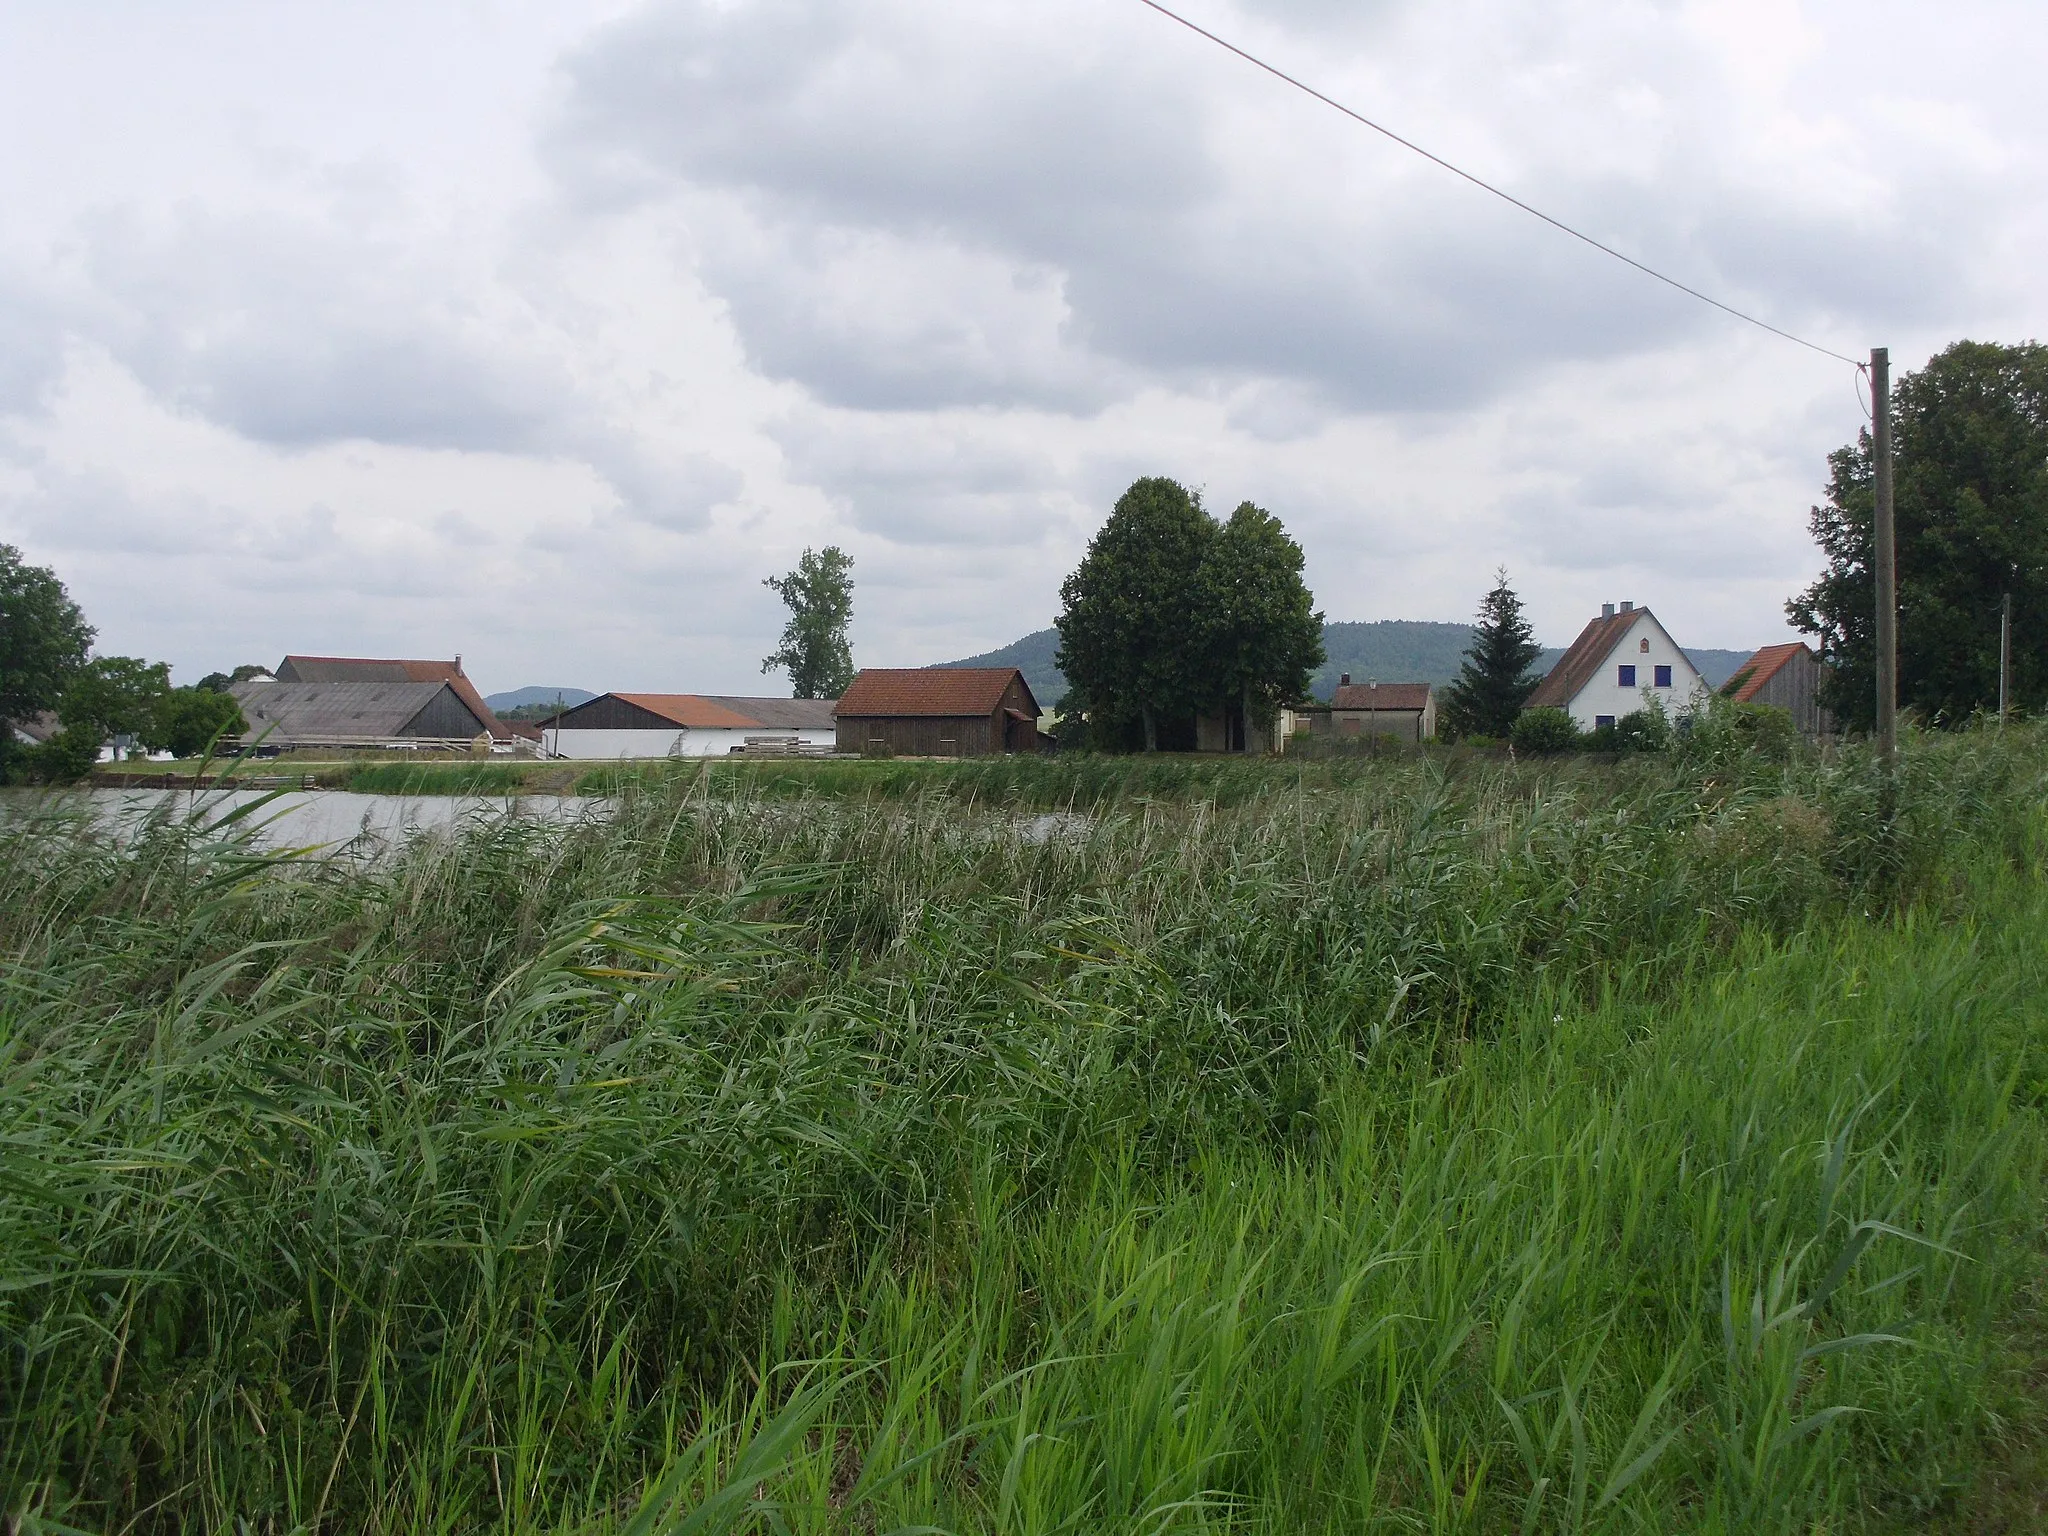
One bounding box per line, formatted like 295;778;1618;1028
541;694;839;759
1320;677;1436;743
1722;642;1835;737
835;668;1040;756
1526;602;1704;730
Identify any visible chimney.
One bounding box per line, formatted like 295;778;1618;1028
1619;601;1633;613
454;654;463;671
1340;672;1351;687
1601;603;1615;619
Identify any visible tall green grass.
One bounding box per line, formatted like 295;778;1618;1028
4;728;2047;1531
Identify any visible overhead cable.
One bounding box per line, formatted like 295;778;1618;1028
1133;0;1865;369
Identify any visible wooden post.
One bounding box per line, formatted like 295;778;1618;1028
1871;347;1897;765
2000;589;2013;724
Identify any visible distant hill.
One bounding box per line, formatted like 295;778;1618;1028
938;624;1757;703
485;686;597;712
934;629;1067;704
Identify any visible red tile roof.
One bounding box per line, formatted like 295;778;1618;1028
1331;682;1432;711
836;668;1035;718
612;694;769;729
277;656;510;739
1724;642;1811;702
1526;611;1648;710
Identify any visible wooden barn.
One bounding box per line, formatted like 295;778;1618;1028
835;668;1040;757
1722;642;1836;736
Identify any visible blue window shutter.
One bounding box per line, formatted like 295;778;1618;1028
1654;665;1672;688
1595;715;1616;728
1617;665;1636;687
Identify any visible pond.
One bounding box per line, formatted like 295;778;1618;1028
3;788;605;855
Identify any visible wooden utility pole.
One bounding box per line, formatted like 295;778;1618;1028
2000;589;2013;724
1871;347;1897;765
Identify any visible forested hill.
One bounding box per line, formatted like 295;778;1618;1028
936;622;1757;704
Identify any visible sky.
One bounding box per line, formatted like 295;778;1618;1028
0;0;2041;696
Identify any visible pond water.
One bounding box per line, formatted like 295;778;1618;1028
1;791;1092;856
4;788;605;855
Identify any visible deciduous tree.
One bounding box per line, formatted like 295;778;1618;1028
147;687;247;759
0;544;93;770
1055;477;1216;751
1789;339;2048;727
1198;502;1324;750
761;547;856;699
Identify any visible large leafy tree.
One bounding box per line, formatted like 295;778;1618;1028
0;544;94;764
1789;340;2048;728
761;546;856;699
146;687;248;758
1197;502;1324;749
1439;570;1543;739
1056;477;1216;751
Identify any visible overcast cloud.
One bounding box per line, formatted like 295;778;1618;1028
0;0;2041;692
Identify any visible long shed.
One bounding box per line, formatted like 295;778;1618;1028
835;669;1039;757
542;694;838;758
229;678;493;749
275;655;511;741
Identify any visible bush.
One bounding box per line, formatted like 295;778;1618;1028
1613;705;1673;753
1683;695;1798;766
1511;706;1581;754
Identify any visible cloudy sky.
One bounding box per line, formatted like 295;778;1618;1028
1;0;2040;694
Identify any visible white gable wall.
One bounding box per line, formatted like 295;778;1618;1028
542;725;836;759
1562;613;1704;730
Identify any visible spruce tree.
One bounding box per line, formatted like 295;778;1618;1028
1440;569;1543;740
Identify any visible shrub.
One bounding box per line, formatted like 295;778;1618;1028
1613;705;1673;753
1511;706;1580;754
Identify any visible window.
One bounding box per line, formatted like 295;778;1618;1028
1654;665;1673;688
1617;665;1636;687
1595;715;1616;729
1640;637;1650;653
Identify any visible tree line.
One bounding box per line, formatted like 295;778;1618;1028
0;546;246;782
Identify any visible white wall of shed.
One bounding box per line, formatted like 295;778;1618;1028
541;726;835;759
1563;615;1705;729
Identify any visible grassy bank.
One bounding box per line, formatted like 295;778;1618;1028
5;727;2048;1531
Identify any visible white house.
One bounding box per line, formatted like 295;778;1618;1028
540;693;838;759
1526;602;1704;730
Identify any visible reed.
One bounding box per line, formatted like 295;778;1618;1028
4;725;2046;1531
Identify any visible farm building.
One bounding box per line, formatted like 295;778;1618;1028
228;677;495;750
274;655;511;741
1302;677;1436;743
1527;602;1704;730
540;695;838;759
1722;642;1835;736
835;669;1039;757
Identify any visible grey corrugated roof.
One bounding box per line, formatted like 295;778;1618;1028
697;696;840;729
230;679;453;741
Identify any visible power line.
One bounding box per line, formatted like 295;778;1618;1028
1133;0;1864;369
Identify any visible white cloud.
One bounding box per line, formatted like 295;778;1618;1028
0;0;2040;689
